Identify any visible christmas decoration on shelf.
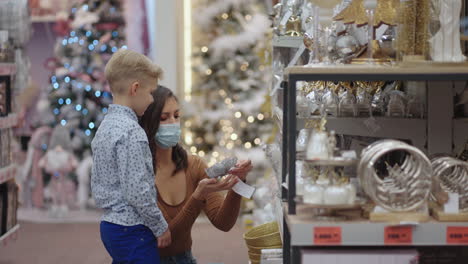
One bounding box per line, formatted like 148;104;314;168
18;126;52;209
43;0;126;157
430;0;466;62
187;0;273;168
38;126;78;217
333;0;400;64
334;0;399;27
0;0;31;47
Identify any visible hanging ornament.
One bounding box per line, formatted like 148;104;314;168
71;7;99;29
53;12;72;37
44;57;59;71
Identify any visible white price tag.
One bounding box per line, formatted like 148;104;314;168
280;10;293;27
444;193;460;214
232;181;256;199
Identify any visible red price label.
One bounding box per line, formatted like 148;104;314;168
314;227;341;245
384;226;413;245
447;227;468;244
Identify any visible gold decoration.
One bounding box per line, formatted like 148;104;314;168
394;81;403;91
259;93;271;115
327;82;341;95
396;0;416;58
372;81;386;95
285;15;302;36
303;32;314;51
339;81;354;91
312;81;327;91
396;0;429;60
334;0;367;26
415;0;430;58
374;0;400;27
333;0;400;27
371;39;395;60
350;57;392;65
305;117;327;131
355;81;370;95
265;124;278;145
304;81;327;94
355;81;386;96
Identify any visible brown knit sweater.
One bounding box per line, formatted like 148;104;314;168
156;154;242;257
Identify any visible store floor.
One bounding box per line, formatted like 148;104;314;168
0;220;249;264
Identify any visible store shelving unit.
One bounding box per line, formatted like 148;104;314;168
0;224;19;247
285;203;468;246
0;63;16;76
276;64;468;263
0;164;17;185
275;111;427;151
0;114;19;130
0;62;19;249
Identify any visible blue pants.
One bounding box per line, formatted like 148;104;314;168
160;251;197;264
100;221;160;264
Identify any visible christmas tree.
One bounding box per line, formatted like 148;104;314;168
45;0;126;157
186;0;273;168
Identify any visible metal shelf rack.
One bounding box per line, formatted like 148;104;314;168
279;64;468;264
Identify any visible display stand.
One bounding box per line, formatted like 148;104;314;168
0;63;19;248
275;64;468;264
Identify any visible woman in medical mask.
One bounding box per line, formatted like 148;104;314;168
140;86;252;263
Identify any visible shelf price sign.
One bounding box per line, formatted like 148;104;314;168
384;226;413;245
314;227;342;245
447;227;468;244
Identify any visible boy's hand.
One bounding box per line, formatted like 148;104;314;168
157;229;171;248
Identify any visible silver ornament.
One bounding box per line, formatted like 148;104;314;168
336;35;359;58
378;30;396;58
335;35;359;58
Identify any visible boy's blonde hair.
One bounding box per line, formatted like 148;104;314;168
105;49;163;94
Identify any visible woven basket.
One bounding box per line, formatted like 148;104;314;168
243;221;282;247
248;251;261;263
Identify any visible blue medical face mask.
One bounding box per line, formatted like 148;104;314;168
155;123;181;149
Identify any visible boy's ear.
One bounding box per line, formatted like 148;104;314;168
130;81;139;96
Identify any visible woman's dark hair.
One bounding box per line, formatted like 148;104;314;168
140;85;188;175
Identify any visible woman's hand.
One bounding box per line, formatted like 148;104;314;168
193;175;239;200
228;160;253;182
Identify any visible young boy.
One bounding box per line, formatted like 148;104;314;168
91;49;171;263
